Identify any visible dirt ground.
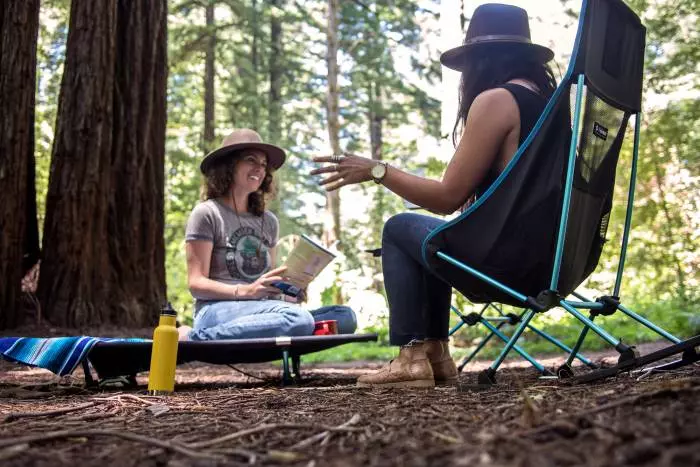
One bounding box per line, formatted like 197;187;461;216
0;344;698;467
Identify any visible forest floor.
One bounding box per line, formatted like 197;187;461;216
0;339;698;467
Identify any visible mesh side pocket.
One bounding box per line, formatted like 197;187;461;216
576;91;627;192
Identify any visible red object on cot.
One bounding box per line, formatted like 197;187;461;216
313;320;338;335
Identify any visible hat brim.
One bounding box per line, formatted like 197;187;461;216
200;142;286;174
440;41;554;71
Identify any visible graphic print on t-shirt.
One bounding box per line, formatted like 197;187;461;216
225;226;270;281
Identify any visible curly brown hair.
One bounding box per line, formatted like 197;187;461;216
202;151;276;216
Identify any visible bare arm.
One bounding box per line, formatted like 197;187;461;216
312;89;518;214
269;246;277;269
186;240;286;300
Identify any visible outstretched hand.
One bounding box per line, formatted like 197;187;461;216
311;153;377;191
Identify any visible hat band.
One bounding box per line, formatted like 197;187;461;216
465;34;532;45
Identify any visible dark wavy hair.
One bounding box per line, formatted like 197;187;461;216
202;151;276;216
452;49;557;145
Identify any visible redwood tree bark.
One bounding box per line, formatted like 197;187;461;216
324;0;341;248
40;0;168;327
268;0;283;139
39;0;118;327
108;0;167;326
203;0;216;148
0;0;41;329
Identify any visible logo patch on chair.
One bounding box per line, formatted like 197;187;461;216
593;122;608;141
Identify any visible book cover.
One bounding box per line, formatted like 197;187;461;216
273;234;336;297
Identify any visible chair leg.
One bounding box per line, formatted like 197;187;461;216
559;301;638;366
479;309;553;385
281;349;293;386
82;360;96;388
291;354;302;382
480;319;549;374
558;318;594;378
456;322;506;372
527;323;597;369
616;303;681;344
448;320;465;336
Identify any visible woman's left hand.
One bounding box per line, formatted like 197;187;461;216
311;153;377;191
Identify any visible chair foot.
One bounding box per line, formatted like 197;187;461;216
557;363;575;379
575;335;700;384
477;368;497;386
616;342;640;367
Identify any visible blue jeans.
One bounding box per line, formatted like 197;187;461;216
189;300;357;341
381;213;452;346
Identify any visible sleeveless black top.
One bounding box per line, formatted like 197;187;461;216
474;83;548;198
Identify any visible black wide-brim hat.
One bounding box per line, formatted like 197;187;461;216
440;3;554;71
200;129;286;174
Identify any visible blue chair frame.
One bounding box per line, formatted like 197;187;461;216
448;303;597;374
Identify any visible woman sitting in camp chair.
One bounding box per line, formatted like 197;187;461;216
311;4;558;387
178;128;356;341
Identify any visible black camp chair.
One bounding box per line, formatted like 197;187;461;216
422;0;698;385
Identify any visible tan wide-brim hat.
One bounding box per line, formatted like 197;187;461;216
200;129;286;174
440;4;554;71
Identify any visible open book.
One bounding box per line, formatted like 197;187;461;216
273;234;336;297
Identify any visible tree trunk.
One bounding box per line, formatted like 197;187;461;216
203;0;216;149
251;0;260;131
108;0;168;326
39;0;117;327
268;0;283;139
369;82;383;162
0;0;40;329
368;80;385;294
324;0;341;248
39;0;168;328
652;160;687;302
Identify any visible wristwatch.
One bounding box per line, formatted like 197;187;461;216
371;161;388;184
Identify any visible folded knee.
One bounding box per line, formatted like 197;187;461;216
281;307;315;336
383;213;413;243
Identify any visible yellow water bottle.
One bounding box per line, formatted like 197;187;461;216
147;302;179;395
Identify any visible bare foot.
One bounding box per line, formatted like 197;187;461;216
178;325;192;341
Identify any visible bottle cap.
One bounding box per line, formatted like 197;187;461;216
161;302;177;316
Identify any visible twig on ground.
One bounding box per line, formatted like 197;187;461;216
210;447;260;463
186;418;363;450
2;402;97;423
0;429;219;460
226;364;272;381
289;414;362;451
92;394;159;405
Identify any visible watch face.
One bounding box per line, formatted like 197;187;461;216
371;163;386;179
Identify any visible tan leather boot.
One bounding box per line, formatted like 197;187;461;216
357;341;434;388
424;339;458;385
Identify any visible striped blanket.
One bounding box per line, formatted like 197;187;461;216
0;337;146;377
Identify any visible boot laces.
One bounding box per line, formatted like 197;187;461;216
401;339;423;348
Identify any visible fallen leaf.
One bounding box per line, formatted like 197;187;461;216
146;403;170;417
0;444;28;461
267;450;305;463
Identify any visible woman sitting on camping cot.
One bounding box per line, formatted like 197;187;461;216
178;128;356;341
311;4;558;387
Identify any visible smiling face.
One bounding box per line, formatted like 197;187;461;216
233;149;269;194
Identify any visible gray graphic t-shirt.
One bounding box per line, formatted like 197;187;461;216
185;199;279;298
